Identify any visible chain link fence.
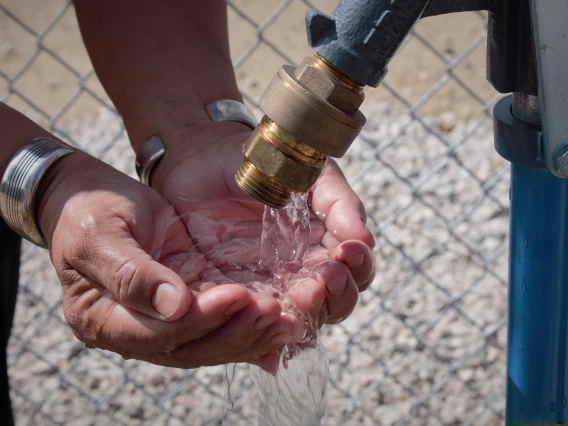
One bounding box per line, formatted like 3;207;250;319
3;0;510;424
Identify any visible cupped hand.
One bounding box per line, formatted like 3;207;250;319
150;121;376;370
37;151;299;368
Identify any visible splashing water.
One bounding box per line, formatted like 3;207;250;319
224;193;329;426
250;341;328;426
259;193;310;274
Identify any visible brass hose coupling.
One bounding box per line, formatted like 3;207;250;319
236;54;366;208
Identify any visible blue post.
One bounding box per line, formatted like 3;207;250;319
506;163;568;424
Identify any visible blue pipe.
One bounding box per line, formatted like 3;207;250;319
507;163;568;425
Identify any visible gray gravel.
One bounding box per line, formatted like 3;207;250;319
8;101;509;425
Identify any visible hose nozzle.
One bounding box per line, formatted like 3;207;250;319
236;54;366;208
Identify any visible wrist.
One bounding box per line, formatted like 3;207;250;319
133;100;257;194
36;152;107;245
147;120;253;195
121;86;244;154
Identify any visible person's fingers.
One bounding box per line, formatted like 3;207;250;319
174;292;304;367
63;224;195;321
230;273;353;367
250;351;281;376
181;291;281;362
309;260;359;324
130;306;303;369
304;240;375;293
221;312;304;365
309;160;374;249
65;281;255;366
285;277;326;320
330;241;376;292
303;248;361;322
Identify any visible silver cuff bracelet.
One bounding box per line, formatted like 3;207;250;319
0;138;75;248
205;99;257;130
135;134;165;186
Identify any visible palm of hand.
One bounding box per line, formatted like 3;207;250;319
156;131;327;298
155;127;373;325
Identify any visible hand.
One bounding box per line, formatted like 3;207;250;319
37;151;299;368
150;121;376;371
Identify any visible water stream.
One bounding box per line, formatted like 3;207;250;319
224;193;329;426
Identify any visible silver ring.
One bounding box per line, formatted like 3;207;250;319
0;138;74;248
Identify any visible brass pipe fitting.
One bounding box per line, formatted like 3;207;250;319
236;54;367;208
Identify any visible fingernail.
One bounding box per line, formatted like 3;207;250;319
270;334;295;345
328;274;347;296
254;315;279;330
152;283;181;319
345;253;365;269
224;300;250;316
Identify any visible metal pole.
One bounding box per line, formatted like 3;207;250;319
505;93;568;425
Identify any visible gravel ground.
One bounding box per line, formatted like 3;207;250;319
8;99;510;425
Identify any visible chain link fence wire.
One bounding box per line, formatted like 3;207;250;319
3;0;510;424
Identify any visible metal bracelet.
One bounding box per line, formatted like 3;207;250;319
206;99;257;130
135;134;165;186
0;138;75;248
135;100;256;186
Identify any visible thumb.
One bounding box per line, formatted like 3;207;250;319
67;225;193;321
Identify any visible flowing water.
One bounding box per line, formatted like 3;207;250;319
224;193;329;426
